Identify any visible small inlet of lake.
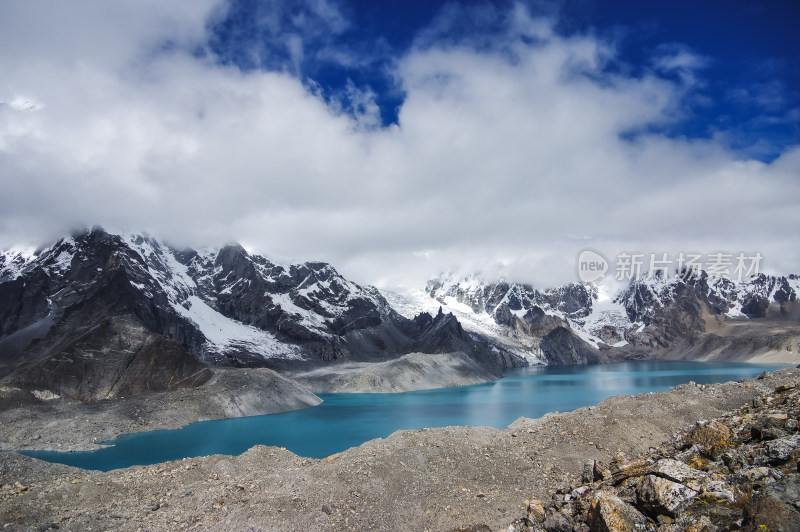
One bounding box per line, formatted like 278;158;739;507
23;361;788;471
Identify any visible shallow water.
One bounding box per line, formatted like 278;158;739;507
22;361;786;471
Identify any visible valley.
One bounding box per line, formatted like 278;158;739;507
1;228;799;456
1;228;799;530
2;366;798;531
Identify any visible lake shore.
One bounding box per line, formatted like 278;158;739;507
1;366;798;530
1;358;783;455
0;368;322;453
0;351;504;453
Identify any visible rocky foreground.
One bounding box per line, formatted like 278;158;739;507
0;368;798;531
510;371;800;531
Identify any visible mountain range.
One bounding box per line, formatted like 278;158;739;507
1;227;798;404
0;228;523;401
407;268;800;364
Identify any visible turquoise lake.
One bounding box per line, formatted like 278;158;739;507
22;361;788;471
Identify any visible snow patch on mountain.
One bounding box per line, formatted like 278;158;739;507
576;288;633;332
417;269;799;356
381;287;543;365
123;233;197;305
423;273;618;347
175;296;301;360
46;237;76;274
0;247;37;281
0;238;79;281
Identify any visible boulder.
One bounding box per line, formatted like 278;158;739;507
652;458;707;484
588;491;652;532
696;479;737;504
542;512;571;532
582;459;596;484
766;434;800;463
684;421;733;459
682;515;718;532
636;475;698;518
611;457;706;485
743;488;800;531
526;499;546;523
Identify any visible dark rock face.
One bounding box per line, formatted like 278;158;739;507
741;293;770;319
407;306;523;369
711;273;799;320
616;275;708;350
617;272;708;327
616;271;800;352
539;327;604;365
11;314;212;401
426;275;631;364
425;277;600;364
0;229;214;400
0;228;526;399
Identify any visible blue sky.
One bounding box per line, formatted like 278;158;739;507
0;0;798;286
209;0;799;160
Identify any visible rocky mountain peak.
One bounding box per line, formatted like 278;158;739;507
214;243;249;269
1;229;528;399
419;268;800;364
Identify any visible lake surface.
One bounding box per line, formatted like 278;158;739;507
23;361;787;471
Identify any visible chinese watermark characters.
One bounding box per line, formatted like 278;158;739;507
577;250;763;284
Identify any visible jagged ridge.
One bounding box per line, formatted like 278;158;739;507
423;270;800;363
0;228;527;400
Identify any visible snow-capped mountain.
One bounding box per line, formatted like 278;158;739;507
412;270;800;363
3;226;798;403
413;274;623;364
0;228;527;400
614;272;800;352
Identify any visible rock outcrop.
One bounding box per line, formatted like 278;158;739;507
538;326;607;365
509;375;800;531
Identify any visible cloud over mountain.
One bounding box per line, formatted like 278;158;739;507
1;0;797;288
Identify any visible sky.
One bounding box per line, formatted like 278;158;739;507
1;0;799;288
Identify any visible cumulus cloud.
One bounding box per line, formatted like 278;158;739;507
0;1;797;288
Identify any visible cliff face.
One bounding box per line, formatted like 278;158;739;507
10;313;212;402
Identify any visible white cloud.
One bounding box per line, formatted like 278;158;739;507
652;44;709;73
0;1;797;289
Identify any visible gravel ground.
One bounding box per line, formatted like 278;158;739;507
1;367;797;531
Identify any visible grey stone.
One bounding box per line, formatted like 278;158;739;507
637;475;698;518
652;458;707;483
543;512;571;532
589;490;651;532
767;434;800;462
582;459;596;484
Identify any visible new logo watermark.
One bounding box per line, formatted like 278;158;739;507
576;250;763;284
576;249;609;283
